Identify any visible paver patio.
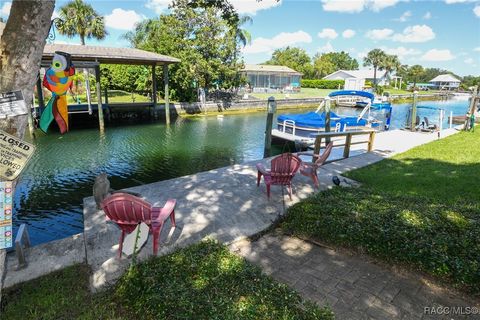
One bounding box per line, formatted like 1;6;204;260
231;233;480;320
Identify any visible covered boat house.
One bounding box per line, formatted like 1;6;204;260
240;64;302;93
38;44;180;129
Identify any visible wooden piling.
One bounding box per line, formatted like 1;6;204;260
152;65;157;118
94;65;105;133
263;97;276;158
367;131;375;152
325;97;331;144
343;133;352;158
410;92;418;132
313;136;322;162
163;64;170;125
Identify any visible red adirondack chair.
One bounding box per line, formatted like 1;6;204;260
256;153;302;200
297;141;334;188
101;192;176;257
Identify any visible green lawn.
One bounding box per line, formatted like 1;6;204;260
281;130;480;295
1;240;333;320
250;88;335;100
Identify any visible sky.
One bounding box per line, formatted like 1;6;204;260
1;0;480;76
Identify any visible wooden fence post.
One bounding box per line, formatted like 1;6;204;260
343;133;352;158
368;131;376;152
313;136;322;162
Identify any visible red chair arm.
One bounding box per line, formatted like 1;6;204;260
151;199;176;227
256;163;270;175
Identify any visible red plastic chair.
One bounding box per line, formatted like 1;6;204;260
256;153;301;200
297;142;334;189
101;193;176;257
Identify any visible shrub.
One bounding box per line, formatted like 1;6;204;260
301;79;344;89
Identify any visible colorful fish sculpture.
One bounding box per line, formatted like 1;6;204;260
39;51;75;134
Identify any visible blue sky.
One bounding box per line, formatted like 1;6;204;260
1;0;479;76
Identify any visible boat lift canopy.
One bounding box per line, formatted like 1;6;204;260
328;90;375;102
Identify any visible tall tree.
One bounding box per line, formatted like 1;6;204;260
0;0;54;138
407;65;424;90
312;53;335;78
57;0;107;45
264;47;314;78
363;49;387;87
381;54;401;83
323;51;359;71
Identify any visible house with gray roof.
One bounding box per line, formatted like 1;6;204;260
240;64;302;93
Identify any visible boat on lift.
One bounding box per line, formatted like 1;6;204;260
272;90;392;147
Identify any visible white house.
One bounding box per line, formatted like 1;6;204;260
323;69;390;89
429;74;461;90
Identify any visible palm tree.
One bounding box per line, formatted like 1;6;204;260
408;65;424;91
57;0;107;45
363;49;387;88
381;54;401;83
234;16;252;47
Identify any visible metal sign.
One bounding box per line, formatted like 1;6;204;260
0;130;36;180
0;181;13;249
0;90;27;119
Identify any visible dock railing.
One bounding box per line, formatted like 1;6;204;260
311;129;376;162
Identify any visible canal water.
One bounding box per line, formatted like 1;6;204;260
14;98;469;245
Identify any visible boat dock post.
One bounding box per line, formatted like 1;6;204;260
263;97;276;158
410;91;418;132
325;97;331;144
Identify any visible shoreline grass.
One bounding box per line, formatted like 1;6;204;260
1;240;333;319
281;129;480;296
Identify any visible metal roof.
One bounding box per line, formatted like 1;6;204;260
429;74;461;83
42;44;180;66
241;64;302;75
324;69;388;80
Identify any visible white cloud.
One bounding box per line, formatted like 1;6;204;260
146;0;172;15
230;0;282;15
382;46;421;59
1;2;11;16
445;0;476;3
464;58;475;64
474;5;480;17
392;25;435;43
423;11;431;19
421;49;455;61
395;11;411;22
474;47;480;52
105;8;144;30
318;28;338;39
243;31;312;54
321;0;399;13
365;28;394;40
342;29;356;38
318;41;335;53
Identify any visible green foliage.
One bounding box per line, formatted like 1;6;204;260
407;64;425;88
115;240;333;319
312;53;335;78
322;51;359;70
57;0;107;45
301;79;344;89
264;47;314;78
101;64;151;93
460;75;480;90
1;242;335;319
282;129;480;295
363;49;387;87
123;1;246;102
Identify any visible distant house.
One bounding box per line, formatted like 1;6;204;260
323;69;390;90
429;74;461;90
241;64;302;92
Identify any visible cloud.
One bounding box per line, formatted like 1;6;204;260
321;0;399;13
105;8;145;30
445;0;476;3
342;29;356;38
464;58;475;64
395;11;411;22
474;5;480;17
382;46;421;59
0;2;11;16
423;11;431;19
421;49;455;61
474;47;480;52
243;31;312;54
146;0;172;15
392;25;435;43
318;41;335;53
365;28;394;40
318;28;338;39
229;0;282;15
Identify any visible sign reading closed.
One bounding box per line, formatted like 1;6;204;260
0;130;35;180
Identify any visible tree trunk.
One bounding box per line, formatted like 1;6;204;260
0;0;55;139
373;66;377;86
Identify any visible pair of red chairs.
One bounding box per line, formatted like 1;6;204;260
256;142;334;199
101;193;176;258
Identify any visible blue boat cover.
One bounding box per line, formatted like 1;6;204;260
277;111;368;129
328;90;374;102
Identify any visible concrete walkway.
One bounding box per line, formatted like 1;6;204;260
231;234;479;320
2;128;462;292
